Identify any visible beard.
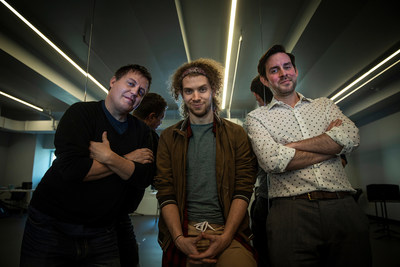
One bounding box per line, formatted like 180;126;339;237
187;100;213;118
274;78;297;97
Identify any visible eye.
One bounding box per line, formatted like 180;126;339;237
199;87;207;93
138;88;145;97
128;79;137;87
183;88;193;95
269;68;277;74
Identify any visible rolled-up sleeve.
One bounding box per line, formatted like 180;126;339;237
245;113;296;173
324;99;360;154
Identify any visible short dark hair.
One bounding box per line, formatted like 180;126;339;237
250;75;273;104
114;64;152;89
257;44;296;79
133;93;167;120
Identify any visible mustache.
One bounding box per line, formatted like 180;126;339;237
280;76;290;82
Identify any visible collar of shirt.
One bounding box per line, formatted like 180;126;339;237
267;92;313;111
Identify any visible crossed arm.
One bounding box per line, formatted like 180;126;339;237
285;119;343;171
84;131;154;181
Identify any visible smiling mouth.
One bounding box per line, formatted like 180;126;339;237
280;79;291;85
124;95;135;104
192;103;203;109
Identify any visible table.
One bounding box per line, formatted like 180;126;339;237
0;189;35;211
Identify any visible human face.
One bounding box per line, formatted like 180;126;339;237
181;75;214;124
253;92;266;107
146;110;165;130
106;70;149;121
261;52;298;99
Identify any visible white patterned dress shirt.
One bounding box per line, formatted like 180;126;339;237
245;93;359;198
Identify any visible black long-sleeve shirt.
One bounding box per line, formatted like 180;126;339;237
31;101;155;227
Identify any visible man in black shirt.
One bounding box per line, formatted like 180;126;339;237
20;64;156;267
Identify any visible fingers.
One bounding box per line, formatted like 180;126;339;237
333;119;342;126
102;131;108;142
326;119;342;131
187;258;205;264
124;148;154;164
188;257;217;264
201;258;218;264
193;233;203;242
201;232;214;240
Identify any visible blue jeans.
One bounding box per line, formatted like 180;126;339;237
20;206;120;267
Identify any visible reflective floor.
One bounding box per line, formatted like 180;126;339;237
0;211;399;267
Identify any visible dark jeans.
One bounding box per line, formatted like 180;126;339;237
267;196;372;267
116;214;139;267
20;206;120;267
250;196;269;267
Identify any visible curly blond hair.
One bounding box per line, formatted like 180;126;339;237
170;58;224;118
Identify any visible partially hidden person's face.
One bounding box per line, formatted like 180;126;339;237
147;110;165;131
263;52;298;98
181;75;214;121
108;70;149;116
253;92;266;107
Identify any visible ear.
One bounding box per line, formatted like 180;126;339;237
109;76;117;89
259;75;270;88
146;112;157;121
253;93;261;101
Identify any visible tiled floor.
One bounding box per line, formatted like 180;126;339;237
0;211;399;267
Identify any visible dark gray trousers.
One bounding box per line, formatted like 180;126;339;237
267;196;372;267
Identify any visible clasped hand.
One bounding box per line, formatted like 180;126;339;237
89;131;114;164
124;148;154;164
176;233;231;264
89;131;154;165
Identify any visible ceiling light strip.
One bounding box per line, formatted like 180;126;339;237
227;35;243;118
334;59;400;104
175;0;191;62
0;91;44;112
222;0;238;109
331;48;400;101
0;0;108;95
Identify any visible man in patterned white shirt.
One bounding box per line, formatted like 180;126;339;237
245;45;371;267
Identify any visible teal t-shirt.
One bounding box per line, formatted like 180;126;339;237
186;123;224;224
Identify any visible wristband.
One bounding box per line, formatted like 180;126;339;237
174;234;183;243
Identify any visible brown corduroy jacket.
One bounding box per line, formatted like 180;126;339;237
155;115;257;251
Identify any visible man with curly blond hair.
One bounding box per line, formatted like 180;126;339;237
155;58;257;266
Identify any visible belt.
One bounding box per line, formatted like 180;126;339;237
280;191;351;201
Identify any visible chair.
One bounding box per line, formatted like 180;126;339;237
366;184;400;239
2;188;27;213
352;188;363;202
21;182;32;189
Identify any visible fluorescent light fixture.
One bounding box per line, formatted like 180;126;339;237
175;0;191;62
0;91;44;112
330;48;400;101
334;59;400;104
222;0;238;109
1;0;108;95
227;35;243;118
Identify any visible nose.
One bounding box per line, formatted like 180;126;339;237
192;90;200;101
130;84;140;96
278;68;286;77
